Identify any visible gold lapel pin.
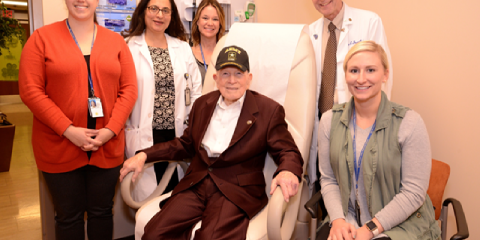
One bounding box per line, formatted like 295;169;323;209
247;120;252;125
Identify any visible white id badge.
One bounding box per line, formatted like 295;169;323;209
88;97;104;118
185;87;191;106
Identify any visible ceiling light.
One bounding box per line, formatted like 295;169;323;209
2;1;28;7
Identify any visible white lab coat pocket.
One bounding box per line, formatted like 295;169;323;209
124;126;139;159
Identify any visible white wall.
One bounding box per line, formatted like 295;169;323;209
42;0;68;25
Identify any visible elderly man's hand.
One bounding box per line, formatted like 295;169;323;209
119;152;147;183
269;170;299;202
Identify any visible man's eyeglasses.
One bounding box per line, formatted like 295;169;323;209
147;6;171;15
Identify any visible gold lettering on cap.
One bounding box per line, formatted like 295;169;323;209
224;47;242;54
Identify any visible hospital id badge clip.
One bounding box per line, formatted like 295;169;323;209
184;73;191;106
88;97;104;118
185;87;191;106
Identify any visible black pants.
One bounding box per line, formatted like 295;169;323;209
42;164;121;240
152;129;178;194
316;223;391;240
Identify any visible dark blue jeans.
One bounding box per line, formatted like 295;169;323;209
42;164;121;240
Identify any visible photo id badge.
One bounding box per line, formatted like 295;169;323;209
185;87;191;106
88;97;104;118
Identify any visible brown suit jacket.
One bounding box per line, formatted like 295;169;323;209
142;90;303;219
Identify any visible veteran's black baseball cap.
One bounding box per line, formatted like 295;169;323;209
215;45;250;72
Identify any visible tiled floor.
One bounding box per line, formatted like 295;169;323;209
0;95;41;240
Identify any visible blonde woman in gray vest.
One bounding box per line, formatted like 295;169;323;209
316;40;440;240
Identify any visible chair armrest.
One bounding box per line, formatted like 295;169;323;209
442;198;469;240
267;181;306;240
304;190;323;219
120;160;177;209
267;187;288;240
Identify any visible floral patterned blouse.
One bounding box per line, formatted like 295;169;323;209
149;46;175;130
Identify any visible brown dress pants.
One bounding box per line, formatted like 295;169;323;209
142;176;250;240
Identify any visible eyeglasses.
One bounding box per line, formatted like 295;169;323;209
147;6;171;15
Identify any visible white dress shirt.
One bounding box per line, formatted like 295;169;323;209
202;93;246;157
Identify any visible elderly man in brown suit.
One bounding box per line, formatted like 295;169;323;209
119;45;303;240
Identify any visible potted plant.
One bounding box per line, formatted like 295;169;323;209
0;2;25;56
0;112;15;172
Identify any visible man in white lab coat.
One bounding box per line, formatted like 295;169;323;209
308;0;393;207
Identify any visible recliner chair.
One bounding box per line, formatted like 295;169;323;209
121;23;316;240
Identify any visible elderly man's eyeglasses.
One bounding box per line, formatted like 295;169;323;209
147;6;171;15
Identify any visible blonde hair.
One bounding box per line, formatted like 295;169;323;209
191;0;225;46
343;40;389;72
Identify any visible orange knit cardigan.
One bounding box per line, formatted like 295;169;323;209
19;20;137;173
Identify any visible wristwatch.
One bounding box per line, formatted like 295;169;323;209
365;220;380;237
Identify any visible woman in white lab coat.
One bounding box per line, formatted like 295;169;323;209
123;0;202;201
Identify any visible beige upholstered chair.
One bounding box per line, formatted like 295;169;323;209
121;23;316;240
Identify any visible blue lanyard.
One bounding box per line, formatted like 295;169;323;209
66;19;96;97
199;44;208;72
352;108;376;190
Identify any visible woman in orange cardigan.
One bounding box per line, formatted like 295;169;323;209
18;0;137;239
